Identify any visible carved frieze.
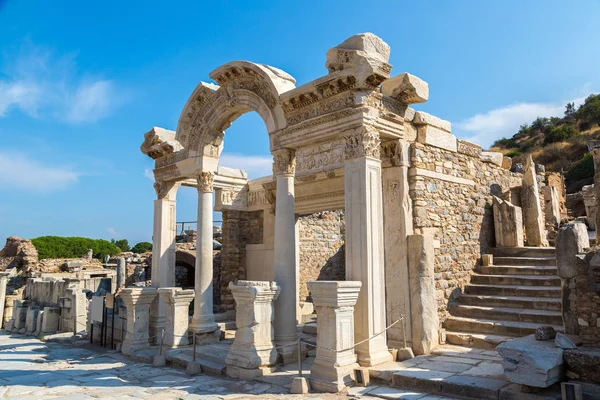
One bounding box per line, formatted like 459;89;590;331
219;187;248;209
282;76;357;114
248;190;268;207
155;149;190;169
154;180;179;200
344;127;381;160
197;172;214;193
296;140;345;174
272;149;296;176
381;140;410;168
286;93;356;126
153;164;179;182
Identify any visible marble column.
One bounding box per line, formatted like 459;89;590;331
158;287;194;347
116;257;127;290
272;149;299;363
343;126;392;367
309;281;362;393
0;272;8;329
589;140;600;232
189;172;218;334
381;140;413;350
120;287;158;356
226;281;280;380
150;180;179;340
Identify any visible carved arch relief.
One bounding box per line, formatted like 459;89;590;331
175;61;296;157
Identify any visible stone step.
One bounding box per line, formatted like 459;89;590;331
491;246;556;258
493;256;556;266
449;304;563;325
443;316;563;337
216;320;236;330
445;331;514;350
465;284;561;298
458;294;561;311
470;273;560;287
167;347;228;375
478;265;557;276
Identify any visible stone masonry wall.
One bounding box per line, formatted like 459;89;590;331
298;210;345;302
410;142;522;322
219;210;263;312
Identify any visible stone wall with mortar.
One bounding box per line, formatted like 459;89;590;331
409;141;523;322
298;210;345;302
219;210;263;312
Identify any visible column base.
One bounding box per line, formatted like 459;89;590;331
227;365;277;380
122;341;148;357
192;329;223;345
226;344;278;370
189;317;218;334
276;340;306;365
310;361;359;393
356;347;393;367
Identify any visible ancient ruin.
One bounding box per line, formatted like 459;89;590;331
2;32;600;399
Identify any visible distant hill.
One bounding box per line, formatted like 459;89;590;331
490;94;600;193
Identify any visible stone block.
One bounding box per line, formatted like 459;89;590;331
497;334;564;388
41;307;60;334
502;156;513;170
482;254;493;266
416;125;457;153
381;72;429;105
521;156;548;246
555;333;578;349
556;222;589;279
563;347;600;383
290;377;310;394
493;197;524;248
535;326;556;341
157;287;194;347
480;152;504;167
25;308;40;335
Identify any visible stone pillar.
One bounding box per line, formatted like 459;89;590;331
521;156;548;246
493;196;525;247
12;300;28;332
309;281;362;393
543;185;561;227
590;140;600;232
226;281;280;380
189;172;218;334
150;180;179;340
408;234;440;355
157;287;194;347
582;185;596;230
120;287;158;356
381;140;414;349
67;286;87;334
116;257;126;290
343;126;392;367
0;272;8;329
272;149;299;362
555;222;590;335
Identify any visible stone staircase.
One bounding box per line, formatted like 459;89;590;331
444;246;563;349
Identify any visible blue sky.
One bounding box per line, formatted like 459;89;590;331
0;0;598;245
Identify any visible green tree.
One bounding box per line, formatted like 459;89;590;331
131;242;153;254
576;94;600;126
544;124;578;145
565;102;576;118
113;239;130;252
31;236;122;260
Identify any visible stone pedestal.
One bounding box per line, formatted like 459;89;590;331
67;287;87;334
521;156;548;246
308;281;362;393
189;172;218;335
120;288;158;356
343;127;392;367
150;181;179;340
0;273;8;329
272;149;299;363
381;140;414;349
12;300;29;332
493;196;525;248
25;307;40;335
408;234;440;355
157;287;194;347
226;281;280;379
41;307;60;334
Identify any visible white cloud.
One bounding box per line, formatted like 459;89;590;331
456;96;587;149
219;153;273;179
0;152;80;191
0;42;123;123
143;168;154;181
106;227;119;238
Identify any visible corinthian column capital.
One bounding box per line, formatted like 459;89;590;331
272;149;296;177
197;171;214;193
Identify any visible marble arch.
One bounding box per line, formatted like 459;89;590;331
142;32;442;367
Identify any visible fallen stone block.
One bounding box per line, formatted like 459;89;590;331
497;334;564;388
554;333;578;349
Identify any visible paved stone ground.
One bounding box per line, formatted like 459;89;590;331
0;332;456;400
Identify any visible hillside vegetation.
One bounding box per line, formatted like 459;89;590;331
31;236;122;260
491;94;600;193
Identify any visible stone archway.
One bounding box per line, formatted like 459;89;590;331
175;250;195;288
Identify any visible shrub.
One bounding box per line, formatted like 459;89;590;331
131;242;153;254
566;153;594;183
31;236;122;260
505;150;522;158
544;124;578;145
492;137;518;149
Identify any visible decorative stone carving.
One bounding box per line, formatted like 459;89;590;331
272;149;296;177
197;172;214;193
295;140;345;174
344;127;381;160
153;180;179;200
493;196;525;248
226;281;280;380
457;139;482;157
141;127;183;160
308;281;362;393
381;140;410;168
381;72;429;105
